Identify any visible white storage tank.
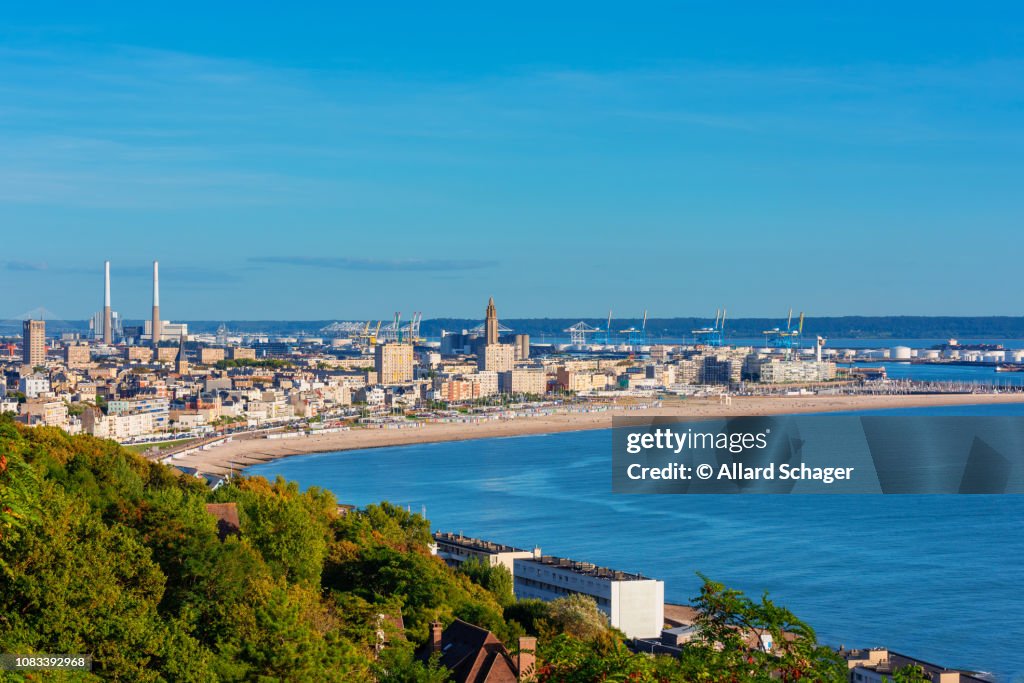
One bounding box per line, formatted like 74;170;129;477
891;346;912;360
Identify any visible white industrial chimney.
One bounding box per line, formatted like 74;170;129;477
102;260;113;344
152;260;162;347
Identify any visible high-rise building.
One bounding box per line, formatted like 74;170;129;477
485;297;499;346
479;343;515;372
22;319;46;366
375;342;414;385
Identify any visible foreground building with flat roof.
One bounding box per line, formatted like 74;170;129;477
433;532;540;576
513;555;665;639
840;648;991;683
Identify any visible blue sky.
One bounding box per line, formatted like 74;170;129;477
1;3;1022;321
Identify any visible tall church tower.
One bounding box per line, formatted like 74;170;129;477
485;297;499;345
175;333;189;375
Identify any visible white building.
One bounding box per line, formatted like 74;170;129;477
83;409;155;441
513;556;664;639
108;397;170;431
498;369;548;395
842;648;987;683
19;375;51;398
22;400;69;428
433;532;540;576
465;371;499;397
144;320;189;342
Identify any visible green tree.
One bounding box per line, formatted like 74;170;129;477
887;664;930;683
675;574;845;681
214;476;333;586
457;557;514;607
546;594;610;642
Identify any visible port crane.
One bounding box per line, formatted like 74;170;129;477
375;312;424;344
565;321;601;346
620;310;649;346
692;308;727;347
763;309;804;354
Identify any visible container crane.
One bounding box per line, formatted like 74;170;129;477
693;307;727;347
620;310;648;346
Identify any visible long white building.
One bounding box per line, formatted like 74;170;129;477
513;555;664;639
433;532;539;576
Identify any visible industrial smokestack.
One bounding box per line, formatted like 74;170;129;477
102;260;113;344
152;260;162;347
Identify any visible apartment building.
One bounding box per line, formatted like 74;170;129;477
498;369;548;395
433;532;540;576
513;555;664;639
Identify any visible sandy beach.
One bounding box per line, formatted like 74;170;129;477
168;393;1024;476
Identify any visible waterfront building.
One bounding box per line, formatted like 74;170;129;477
513;555;665;639
433;532;540;576
840;648;989;683
498;369;547;396
433;379;482;403
699;354;739;385
465;371;498;397
755;358;837;384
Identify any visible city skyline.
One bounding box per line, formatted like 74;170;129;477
2;4;1023;318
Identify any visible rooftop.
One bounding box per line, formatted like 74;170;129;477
522;555;652;582
433;531;533;555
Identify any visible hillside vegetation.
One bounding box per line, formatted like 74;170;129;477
0;416;846;682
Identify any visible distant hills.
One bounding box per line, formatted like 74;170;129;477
5;316;1023;339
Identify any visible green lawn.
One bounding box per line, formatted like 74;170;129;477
123;438;195;454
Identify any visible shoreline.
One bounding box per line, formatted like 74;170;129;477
168;393;1024;476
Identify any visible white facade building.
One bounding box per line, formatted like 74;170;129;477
19;375;51;398
513;556;664;639
433;532;540;576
